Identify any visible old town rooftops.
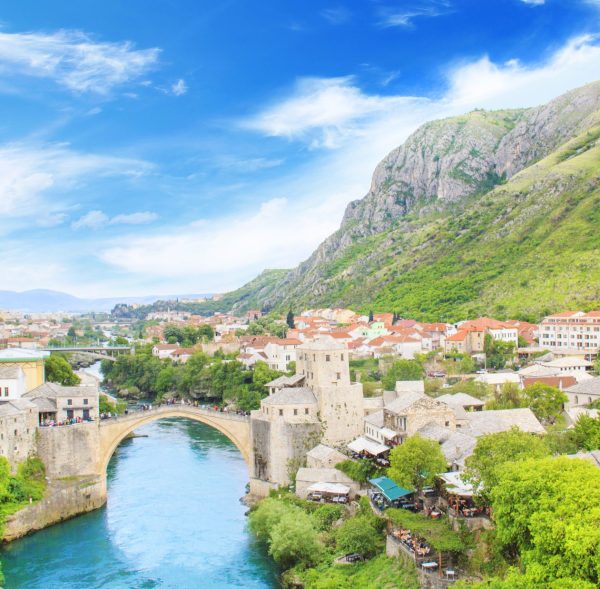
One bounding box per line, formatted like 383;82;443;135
24;382;98;399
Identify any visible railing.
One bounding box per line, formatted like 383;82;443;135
99;403;250;424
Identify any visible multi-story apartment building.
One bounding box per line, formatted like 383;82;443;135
539;311;600;359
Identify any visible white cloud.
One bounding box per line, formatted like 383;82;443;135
72;210;158;230
72;210;109;229
520;0;545;5
242;76;422;148
377;1;452;27
171;78;188;96
98;34;600;293
0;29;159;94
0;143;152;219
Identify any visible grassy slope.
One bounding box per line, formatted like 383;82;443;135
271;122;600;322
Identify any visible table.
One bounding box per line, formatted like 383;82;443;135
422;562;438;571
446;570;456;580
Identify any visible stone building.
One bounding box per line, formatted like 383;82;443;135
24;382;99;424
0;399;39;467
250;340;366;494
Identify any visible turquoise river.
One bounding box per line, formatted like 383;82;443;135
1;418;279;588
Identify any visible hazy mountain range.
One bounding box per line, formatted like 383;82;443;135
0;290;214;313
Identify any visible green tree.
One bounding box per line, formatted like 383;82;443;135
485;382;526;410
484;334;515;369
490;456;600;586
156;365;177;395
286;309;295;329
269;510;322;569
464;428;549;500
45;355;81;386
248;498;292;541
388;435;447;495
67;326;77;339
382;359;424;390
572;414;600;451
335;516;383;558
522;382;567;424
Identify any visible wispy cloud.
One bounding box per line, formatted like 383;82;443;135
0;143;152;218
520;0;545;5
72;210;158;230
170;78;188;96
0;29;159;94
321;7;352;25
377;1;453;28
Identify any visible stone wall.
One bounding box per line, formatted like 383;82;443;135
36;423;100;478
3;477;106;542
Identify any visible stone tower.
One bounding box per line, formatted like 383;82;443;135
296;340;364;445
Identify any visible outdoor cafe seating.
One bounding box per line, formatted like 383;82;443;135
368;476;414;511
306;482;350;504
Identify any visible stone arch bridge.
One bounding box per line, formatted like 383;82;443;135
99;406;251;471
35;406;252;502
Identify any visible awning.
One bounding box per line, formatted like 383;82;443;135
307;482;350;495
369;476;413;502
439;472;475;497
348;436;389;456
380;427;398;440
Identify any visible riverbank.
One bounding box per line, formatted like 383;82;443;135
2;477;105;543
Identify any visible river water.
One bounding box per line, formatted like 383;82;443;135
1;419;279;589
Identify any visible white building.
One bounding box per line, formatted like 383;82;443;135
263;338;302;372
539;311;600;358
0;366;26;400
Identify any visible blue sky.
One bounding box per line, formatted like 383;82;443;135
2;0;600;297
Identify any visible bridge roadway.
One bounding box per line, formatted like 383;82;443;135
98;404;252;472
43;345;132;352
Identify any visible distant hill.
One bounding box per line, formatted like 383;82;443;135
0;289;215;313
193;80;600;322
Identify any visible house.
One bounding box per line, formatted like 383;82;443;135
171;348;195;363
445;317;518;355
152;344;179;359
306;444;347;469
24;382;100;424
437;392;485;412
0;348;49;393
564;377;600;408
263;338;302;371
295;467;359;500
236;351;267;369
0;366;26;400
537;356;592;378
463;408;545;436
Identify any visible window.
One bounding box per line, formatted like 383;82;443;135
326;355;330;362
305;408;309;415
294;409;298;416
341;354;344;361
67;399;73;406
336;372;341;380
13;430;17;436
279;409;283;416
3;387;8;396
83;399;89;405
67;410;74;419
445;421;450;427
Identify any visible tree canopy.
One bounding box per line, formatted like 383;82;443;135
522;382;567;424
388;435;447;494
490;456;600;587
382;359;424;390
464;428;550;501
45;354;81;386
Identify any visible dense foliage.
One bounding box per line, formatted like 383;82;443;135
44;354;81;386
163;324;214;345
101;346;282;410
382;359;424;390
335;459;384;483
464;428;550;501
388;435;447;494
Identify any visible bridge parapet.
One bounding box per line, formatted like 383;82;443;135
99;405;250;425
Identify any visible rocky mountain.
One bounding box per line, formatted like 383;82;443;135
191;81;600;322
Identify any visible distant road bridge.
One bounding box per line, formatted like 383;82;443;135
42;345;133;361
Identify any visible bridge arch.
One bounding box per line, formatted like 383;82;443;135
98;407;251;476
